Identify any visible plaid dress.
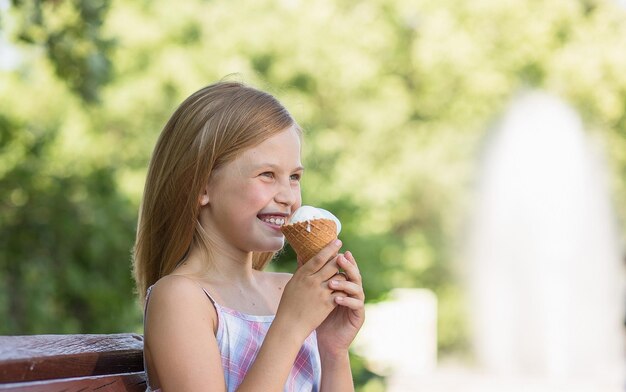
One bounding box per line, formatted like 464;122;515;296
145;286;321;392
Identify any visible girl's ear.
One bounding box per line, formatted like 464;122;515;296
199;185;210;206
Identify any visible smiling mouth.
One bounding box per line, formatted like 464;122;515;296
258;215;287;226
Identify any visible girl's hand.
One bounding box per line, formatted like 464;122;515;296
275;240;344;340
316;251;365;357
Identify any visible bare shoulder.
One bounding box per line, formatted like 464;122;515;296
148;274;206;306
144;275;225;390
145;274;217;333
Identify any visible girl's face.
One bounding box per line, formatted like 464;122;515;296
201;125;303;255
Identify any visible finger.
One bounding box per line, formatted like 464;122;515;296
325;272;347;293
334;295;365;310
328;279;363;298
324;270;347;284
318;255;342;281
300;239;342;275
344;251;357;265
337;254;362;284
344;251;360;273
332;271;348;282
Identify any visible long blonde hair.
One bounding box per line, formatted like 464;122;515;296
133;81;298;303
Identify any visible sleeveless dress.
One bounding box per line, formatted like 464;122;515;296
144;285;321;392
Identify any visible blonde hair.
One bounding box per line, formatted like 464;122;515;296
133;81;298;303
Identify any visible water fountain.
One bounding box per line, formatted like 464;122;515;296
465;91;625;390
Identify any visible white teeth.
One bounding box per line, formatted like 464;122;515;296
262;216;285;226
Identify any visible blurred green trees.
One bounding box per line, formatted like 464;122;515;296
2;0;626;383
8;0;113;102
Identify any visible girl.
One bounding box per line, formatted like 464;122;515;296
133;81;365;391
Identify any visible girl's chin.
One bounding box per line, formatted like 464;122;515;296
252;238;285;253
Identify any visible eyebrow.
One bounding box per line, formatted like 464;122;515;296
255;163;305;172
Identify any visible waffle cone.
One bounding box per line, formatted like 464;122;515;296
281;218;337;263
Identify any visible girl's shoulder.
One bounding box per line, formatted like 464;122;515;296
149;274;206;297
146;275;218;330
143;275;224;391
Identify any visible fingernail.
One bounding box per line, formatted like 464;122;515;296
336;296;344;303
331;280;338;286
334;239;342;246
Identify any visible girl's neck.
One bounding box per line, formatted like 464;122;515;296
174;245;279;315
177;243;256;285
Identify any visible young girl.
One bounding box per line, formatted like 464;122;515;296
133;81;365;391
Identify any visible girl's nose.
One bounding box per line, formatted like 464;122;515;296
275;180;298;206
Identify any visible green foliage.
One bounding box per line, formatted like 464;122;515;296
0;110;139;333
2;0;626;386
9;0;114;102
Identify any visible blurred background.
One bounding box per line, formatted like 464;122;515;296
1;0;626;390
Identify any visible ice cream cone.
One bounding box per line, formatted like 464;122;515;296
281;218;338;263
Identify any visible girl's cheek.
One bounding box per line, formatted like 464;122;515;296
294;193;303;209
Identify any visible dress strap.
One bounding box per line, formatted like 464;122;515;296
201;287;219;306
143;285;154;319
170;276;220;309
197;287;222;336
144;279;220;313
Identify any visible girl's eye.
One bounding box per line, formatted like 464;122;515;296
290;173;301;182
260;172;274;179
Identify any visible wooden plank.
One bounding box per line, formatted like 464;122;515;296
0;334;144;383
0;372;146;392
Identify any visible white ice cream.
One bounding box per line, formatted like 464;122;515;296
289;205;342;234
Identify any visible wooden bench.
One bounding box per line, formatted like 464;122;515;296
0;334;146;391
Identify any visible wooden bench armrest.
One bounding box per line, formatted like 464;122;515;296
0;334;145;383
0;372;146;392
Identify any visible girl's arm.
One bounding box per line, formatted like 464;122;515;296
236;239;346;391
146;240;345;392
317;251;365;392
144;275;226;391
146;276;310;392
320;350;354;391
